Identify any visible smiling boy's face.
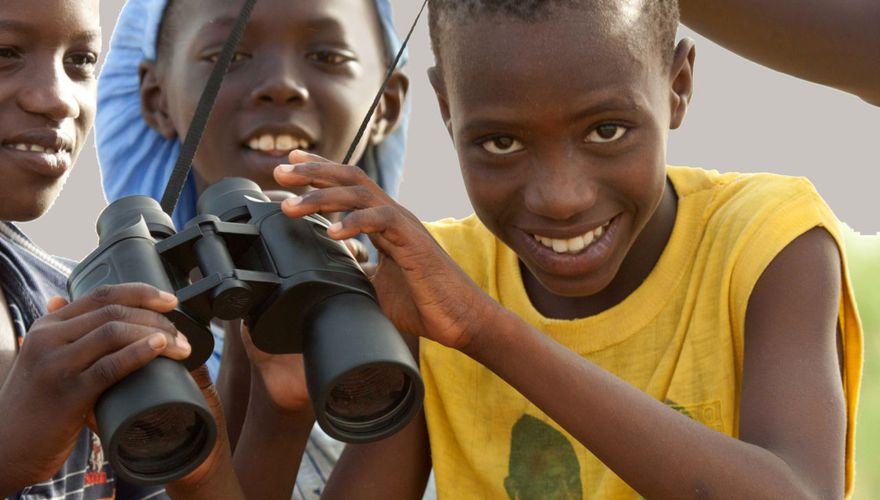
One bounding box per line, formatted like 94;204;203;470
143;0;404;194
430;5;693;304
0;0;99;221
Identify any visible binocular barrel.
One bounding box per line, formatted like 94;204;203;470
68;177;424;485
68;198;217;486
303;292;421;441
201;178;424;442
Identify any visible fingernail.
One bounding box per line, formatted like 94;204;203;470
279;164;295;173
176;333;192;350
149;334;167;350
285;195;302;207
329;222;343;233
159;291;177;303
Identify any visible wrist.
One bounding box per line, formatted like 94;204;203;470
459;300;511;360
249;366;315;420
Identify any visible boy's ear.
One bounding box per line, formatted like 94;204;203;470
369;71;409;145
138;60;178;139
427;66;454;143
668;39;696;130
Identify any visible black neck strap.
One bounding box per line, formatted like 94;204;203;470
160;0;257;215
160;0;430;217
342;0;429;165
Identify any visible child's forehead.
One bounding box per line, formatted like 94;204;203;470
180;0;382;35
0;0;100;35
443;12;651;87
439;13;660;122
435;1;660;63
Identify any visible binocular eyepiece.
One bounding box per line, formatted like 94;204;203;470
68;177;424;485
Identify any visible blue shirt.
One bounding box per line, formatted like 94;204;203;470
0;222;167;500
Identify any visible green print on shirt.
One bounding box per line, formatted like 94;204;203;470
505;414;583;500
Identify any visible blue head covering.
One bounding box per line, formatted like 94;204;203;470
96;0;411;229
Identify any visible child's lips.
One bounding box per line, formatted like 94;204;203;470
530;219;613;255
1;143;73;178
521;215;620;275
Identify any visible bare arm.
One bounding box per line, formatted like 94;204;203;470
216;319;252;449
465;227;845;498
231;366;313;500
679;0;880;105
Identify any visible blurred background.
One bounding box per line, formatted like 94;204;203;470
19;1;879;496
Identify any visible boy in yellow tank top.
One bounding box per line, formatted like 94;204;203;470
246;0;862;498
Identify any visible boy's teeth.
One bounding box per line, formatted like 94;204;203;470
249;134;311;152
9;143;63;154
534;221;609;255
275;135;295;150
259;135;275;151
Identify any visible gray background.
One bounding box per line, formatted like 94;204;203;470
22;0;880;259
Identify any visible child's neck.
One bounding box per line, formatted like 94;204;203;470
522;181;678;320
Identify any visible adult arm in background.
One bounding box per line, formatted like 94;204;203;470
679;0;880;106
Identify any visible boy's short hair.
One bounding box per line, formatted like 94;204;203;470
428;0;680;68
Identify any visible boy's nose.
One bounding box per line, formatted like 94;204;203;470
250;73;310;105
17;63;80;121
524;154;599;221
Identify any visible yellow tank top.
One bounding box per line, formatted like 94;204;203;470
421;166;862;499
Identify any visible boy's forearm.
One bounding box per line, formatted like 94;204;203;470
463;307;824;499
322;410;432;500
232;373;314;500
679;0;880;105
216;320;252;450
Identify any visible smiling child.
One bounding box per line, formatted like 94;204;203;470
0;0;245;498
0;0;318;497
264;0;862;498
94;0;412;497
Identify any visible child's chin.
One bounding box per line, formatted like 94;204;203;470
3;196;57;222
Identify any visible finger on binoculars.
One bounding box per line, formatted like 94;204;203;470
288;148;329;164
262;190;297;201
83;334;181;390
53;303;180;342
344;238;370;263
276;161;380;190
49;283;178;321
71;324;191;369
329;206;404;241
282;186;384;217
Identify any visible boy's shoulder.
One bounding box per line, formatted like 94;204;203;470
669;165;820;204
668;166;834;235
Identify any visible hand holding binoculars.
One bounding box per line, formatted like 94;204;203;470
67;177;424;485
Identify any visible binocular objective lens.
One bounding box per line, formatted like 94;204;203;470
325;364;413;432
116;406;210;477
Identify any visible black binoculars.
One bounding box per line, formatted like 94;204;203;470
67;177;424;485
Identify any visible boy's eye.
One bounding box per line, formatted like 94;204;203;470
64;52;99;76
586;124;628;144
306;51;355;65
480;136;524;155
206;52;249;64
0;47;21;59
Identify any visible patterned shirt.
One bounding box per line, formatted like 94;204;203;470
0;222;167;500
